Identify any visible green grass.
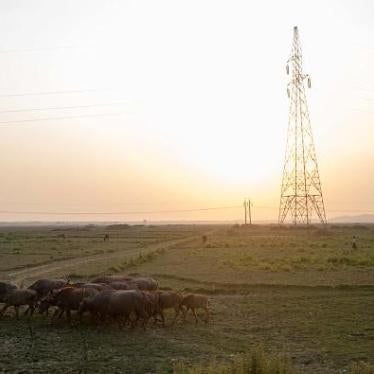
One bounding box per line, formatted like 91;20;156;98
1;224;374;373
107;248;167;274
0;224;204;274
133;224;374;286
1;286;373;373
174;346;295;373
174;347;374;373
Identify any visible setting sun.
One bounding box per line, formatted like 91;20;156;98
0;0;374;222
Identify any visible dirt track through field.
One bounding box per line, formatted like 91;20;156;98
4;231;208;283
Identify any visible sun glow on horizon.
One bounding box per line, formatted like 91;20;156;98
0;0;374;222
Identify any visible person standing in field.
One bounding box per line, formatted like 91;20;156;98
352;235;357;249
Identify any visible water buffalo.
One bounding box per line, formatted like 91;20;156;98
128;277;158;291
38;297;57;316
181;294;209;324
28;278;68;298
71;282;112;292
104;290;149;329
80;290;149;328
91;275;133;284
107;281;133;290
45;286;99;322
156;291;183;326
91;276;158;290
78;290;116;322
140;291;161;323
0;289;38;319
0;281;18;302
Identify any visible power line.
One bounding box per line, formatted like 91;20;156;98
327;209;374;213
0;112;125;126
0;205;241;215
250;206;374;216
0;204;373;216
0;102;127;114
241;204;374;215
0;88;115;98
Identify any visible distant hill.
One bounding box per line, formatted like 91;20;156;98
330;214;374;223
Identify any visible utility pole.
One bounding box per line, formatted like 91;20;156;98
248;199;252;225
243;200;247;225
279;26;327;225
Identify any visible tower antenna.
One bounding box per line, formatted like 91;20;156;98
278;26;327;225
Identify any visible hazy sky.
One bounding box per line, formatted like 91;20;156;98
0;0;374;222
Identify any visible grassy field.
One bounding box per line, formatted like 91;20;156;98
1;224;374;373
0;224;207;282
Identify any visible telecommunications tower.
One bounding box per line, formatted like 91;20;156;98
278;26;327;224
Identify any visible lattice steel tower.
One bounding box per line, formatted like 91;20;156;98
278;26;327;224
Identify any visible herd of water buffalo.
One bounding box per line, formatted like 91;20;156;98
0;276;210;328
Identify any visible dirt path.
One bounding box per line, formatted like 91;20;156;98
5;232;206;283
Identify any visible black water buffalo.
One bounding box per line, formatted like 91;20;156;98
44;286;99;322
0;289;38;319
28;279;68;298
92;275;158;291
126;277;158;291
79;290;149;328
0;281;18;302
91;275;133;284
